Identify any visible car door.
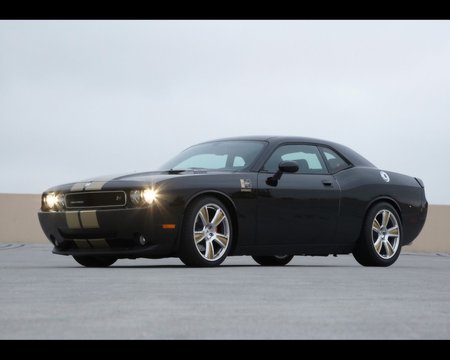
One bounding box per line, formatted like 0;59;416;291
256;144;340;246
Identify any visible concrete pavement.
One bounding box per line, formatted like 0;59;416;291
1;244;449;339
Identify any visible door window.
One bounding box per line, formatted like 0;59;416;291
263;144;328;174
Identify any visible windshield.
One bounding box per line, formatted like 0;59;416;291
159;140;267;171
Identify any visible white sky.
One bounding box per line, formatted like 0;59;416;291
0;20;449;204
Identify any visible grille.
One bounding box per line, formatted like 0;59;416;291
65;191;127;209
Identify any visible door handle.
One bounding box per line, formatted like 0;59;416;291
322;180;333;186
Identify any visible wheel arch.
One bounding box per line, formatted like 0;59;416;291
365;196;403;223
180;190;239;254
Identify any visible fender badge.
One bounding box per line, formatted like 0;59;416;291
240;179;252;192
380;171;390;183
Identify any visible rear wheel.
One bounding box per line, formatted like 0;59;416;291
353;202;402;267
73;255;117;267
252;255;294;266
179;197;233;267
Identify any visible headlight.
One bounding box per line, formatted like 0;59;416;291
130;188;158;206
43;192;65;211
143;189;157;204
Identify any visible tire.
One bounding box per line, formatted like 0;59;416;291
73;255;117;267
353;202;402;267
179;197;233;267
252;255;294;266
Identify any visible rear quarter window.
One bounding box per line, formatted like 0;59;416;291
320;147;351;173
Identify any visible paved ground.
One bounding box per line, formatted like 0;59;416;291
0;244;449;339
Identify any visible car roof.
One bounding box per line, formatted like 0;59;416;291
202;136;376;168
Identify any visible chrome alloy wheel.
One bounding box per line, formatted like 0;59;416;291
193;203;230;261
372;209;400;259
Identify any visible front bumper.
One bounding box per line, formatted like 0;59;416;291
38;207;180;258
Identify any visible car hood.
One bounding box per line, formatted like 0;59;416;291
84;169;231;183
44;170;233;193
82;171;181;183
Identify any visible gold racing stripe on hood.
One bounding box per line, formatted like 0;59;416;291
70;181;108;192
79;210;99;228
84;181;107;191
70;183;85;191
66;211;81;229
73;239;90;248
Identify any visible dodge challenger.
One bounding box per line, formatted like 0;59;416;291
38;136;427;267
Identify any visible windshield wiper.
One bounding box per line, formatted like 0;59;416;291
167;169;185;174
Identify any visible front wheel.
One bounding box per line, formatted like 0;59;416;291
252;255;294;266
353;202;402;267
179;197;233;267
73;255;117;267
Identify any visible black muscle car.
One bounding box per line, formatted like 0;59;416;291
38;136;428;267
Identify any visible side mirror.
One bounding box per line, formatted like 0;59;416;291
278;161;299;173
266;161;299;186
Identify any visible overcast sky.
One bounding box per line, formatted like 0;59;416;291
1;20;449;204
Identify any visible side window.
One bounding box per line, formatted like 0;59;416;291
320;147;350;173
263;144;328;174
